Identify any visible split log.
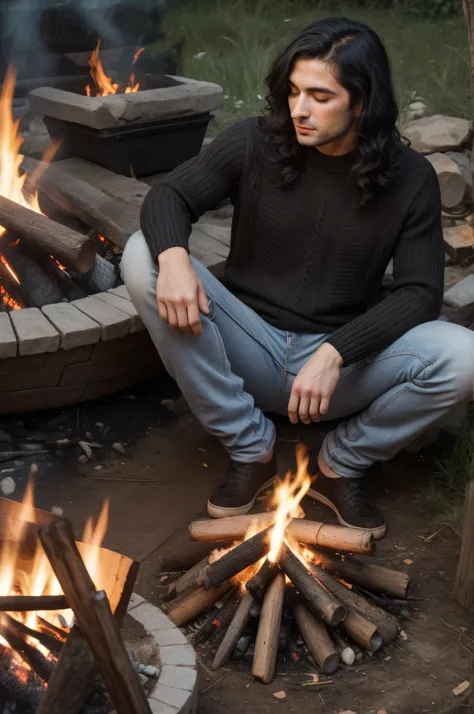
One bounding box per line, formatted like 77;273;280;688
252;572;286;683
0;194;96;273
165;555;211;599
246;558;278;602
0;594;68;611
212;592;254;670
452;481;474;608
201;528;272;590
38;518;152;714
294;602;339;674
166;581;232;627
1;242;65;308
279;545;345;626
315;551;411;598
189;516;375;555
307;561;398;645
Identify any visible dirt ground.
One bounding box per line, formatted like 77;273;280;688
3;381;474;714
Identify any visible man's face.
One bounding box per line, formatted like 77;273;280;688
288;58;359;149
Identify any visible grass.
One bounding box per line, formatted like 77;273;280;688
158;0;474;133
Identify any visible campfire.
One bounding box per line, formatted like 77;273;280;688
0;67;120;312
158;446;413;683
85;41;145;97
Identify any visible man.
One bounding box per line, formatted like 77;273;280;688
121;17;474;539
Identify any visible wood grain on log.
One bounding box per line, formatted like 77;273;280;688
252;573;286;683
166;581;232;627
294;602;339;674
201;528;272;590
315;551;410;598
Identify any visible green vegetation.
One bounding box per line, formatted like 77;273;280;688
161;0;472;133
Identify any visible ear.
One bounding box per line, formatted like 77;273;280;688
353;100;363;117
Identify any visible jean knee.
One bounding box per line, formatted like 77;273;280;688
120;230;157;307
438;324;474;402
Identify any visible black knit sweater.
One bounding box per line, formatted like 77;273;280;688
140;117;444;366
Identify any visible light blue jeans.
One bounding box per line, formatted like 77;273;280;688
121;230;474;478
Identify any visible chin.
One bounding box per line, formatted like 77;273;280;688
295;133;319;146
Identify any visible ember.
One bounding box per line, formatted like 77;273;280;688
158;445;414;684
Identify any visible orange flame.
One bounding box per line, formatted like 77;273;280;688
86;41;143;96
267;444;311;563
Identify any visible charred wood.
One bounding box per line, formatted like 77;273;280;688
201;528;272;590
1;241;65;308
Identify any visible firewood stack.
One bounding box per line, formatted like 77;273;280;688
157;452;413;683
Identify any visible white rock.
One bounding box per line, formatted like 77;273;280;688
0;477;15;496
112;442;126;455
341;647;356;665
403;115;472;154
51;506;63;517
426;153;468;210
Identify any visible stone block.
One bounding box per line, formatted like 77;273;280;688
91;330;155;358
444;274;474;308
148;701;178;714
0;364;63;393
71;296;130;341
108;285;132;301
10;308;60;356
158;665;197;692
0;313;17;359
403;115;472;154
0;385;85;415
79;363;158;401
159;645;195;667
153;628;189;647
94;292;144;332
60;346;155;386
151;684;191;711
41;302;101;350
127;593;145;612
443;224;474;263
50;345;93;366
132;602;174;632
28;87;116;131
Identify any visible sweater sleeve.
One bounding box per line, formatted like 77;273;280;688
324;165;444;366
140;119;250;259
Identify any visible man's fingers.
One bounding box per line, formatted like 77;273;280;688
167;305;179;329
187;303;203;336
158;300;169;323
319;395;331;416
288;392;300;424
298;395;311;425
309;396;321;422
176;305;192;333
197;282;210;315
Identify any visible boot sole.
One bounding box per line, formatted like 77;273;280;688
207;475;277;519
307;487;387;541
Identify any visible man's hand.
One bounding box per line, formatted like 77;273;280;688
288;343;343;424
157;247;210;336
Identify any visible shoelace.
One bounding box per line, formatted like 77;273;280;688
219;461;254;494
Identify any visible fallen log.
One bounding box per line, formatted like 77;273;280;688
201;528;272;590
0;618;53;682
211;592;254;670
340;610;382;652
0;194;96;273
189;516;375;555
294;602;339;674
307;561;398;645
279;545;345;626
0;594;68;611
252;572;286;683
166;582;232;627
315;551;411;599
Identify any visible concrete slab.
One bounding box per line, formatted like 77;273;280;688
71;296;131;341
10;307;60;356
443;274;474;308
41;302;101;350
108;285;132;301
94;292;144;333
0;313;17;359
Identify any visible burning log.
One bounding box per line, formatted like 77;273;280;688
201;528;272;590
314;551;411;599
246;559;278;602
307;561;398;645
0;617;53;682
75;253;119;294
0;660;43;714
189;516;375;555
38;518;152;714
3;613;63;656
30;249;89;302
279;545;345;626
0;594;68;611
252;572;286;683
166;554;211;599
0;257;26;309
192;587;240;645
1;242;65;308
166;582;232;627
211;592;254;670
0;194;96;273
294;602;339;674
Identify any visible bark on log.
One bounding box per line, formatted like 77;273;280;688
452;481;474;608
307;561;398;645
294;602;339;674
38;518;152;714
0;594;68;611
341;610;382;652
315;551;411;598
166;555;211;599
157;541;223;573
246;559;278;602
166;581;232;627
252;572;286;683
212;592;254;670
3;614;63;656
279;545;345;626
0;194;96;273
0;619;53;682
189;516;375;555
201;528;272;590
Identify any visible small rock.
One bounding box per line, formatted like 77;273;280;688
399;630;408;641
112;442;126;455
142;665;159;678
0;477;15;496
94;465;104;471
384;655;392;662
78;441;92;459
51;506;63;517
406;100;426;121
160;398;175;412
13;461;23;467
78;454;88;464
273;691;286;700
341;647;355;665
443;224;474;263
453;681;470;696
444;274;474;308
56;438;70;445
403;115;472;154
403;559;414;565
96;422;104;429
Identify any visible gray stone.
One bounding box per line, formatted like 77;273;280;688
403;115;472;154
29;75;223;130
71;296;130;341
151;684;191;711
10;308;60;356
94;292;143;333
41;303;101;350
426;153;468;210
126;592;145;612
159;645;195;667
158;665;197;692
443;224;474;263
0;313;17;359
108;285;132;301
153;628;189;647
443;274;474;308
445;151;473;197
132;602;174;632
148;701;178;714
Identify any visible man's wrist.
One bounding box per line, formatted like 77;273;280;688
319;341;344;367
158;246;189;267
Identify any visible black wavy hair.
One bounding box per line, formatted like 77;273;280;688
263;17;401;205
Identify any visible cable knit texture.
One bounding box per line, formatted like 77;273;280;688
140;117;444;366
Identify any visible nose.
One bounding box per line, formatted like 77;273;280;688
290;93;311;119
